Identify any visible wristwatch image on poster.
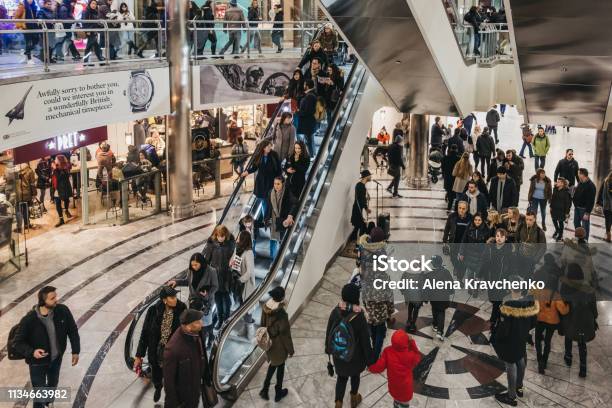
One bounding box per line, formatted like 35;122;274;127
126;70;155;113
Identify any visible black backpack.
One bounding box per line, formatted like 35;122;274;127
7;323;25;360
327;308;357;362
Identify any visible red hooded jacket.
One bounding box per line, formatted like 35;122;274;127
368;330;421;402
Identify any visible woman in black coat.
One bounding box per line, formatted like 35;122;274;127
326;284;374;407
458;213;490;296
35;158;52;212
51;155;72;227
203;225;236;329
242;140;282;221
482;229;516;326
284;141;310;199
82;0;104;62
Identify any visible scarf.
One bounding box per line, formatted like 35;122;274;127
467;191;479;215
270;186;285;219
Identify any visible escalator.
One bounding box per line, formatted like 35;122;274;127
123;62;368;395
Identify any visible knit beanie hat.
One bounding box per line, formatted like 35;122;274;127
341;283;360;305
369;227;385;243
269;286;285;302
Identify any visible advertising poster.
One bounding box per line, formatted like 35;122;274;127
194;59;301;109
0;67;170;150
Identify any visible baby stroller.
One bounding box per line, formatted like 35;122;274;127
428;148;443;183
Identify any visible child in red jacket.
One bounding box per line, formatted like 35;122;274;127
368;329;421;408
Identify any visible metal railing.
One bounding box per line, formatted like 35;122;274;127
119;169;162;224
442;1;512;65
0;19;334;72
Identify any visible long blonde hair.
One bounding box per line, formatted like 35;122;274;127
453;153;472;179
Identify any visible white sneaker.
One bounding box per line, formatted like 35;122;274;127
437;333;444;341
27;59;36;65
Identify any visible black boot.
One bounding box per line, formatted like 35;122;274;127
274;385;288;402
259;386;269;400
564;353;572;367
153;387;162;402
579;364;587;378
55;217;65;228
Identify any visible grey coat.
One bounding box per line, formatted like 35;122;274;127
175;265;218;307
273;123;296;161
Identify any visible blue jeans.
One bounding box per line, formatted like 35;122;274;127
519;141;533;157
573;207;590;241
270;239;279;259
534;155;546;172
271;31;283;50
214;291;232;326
530;198;547;226
30;357;62;408
369;323;387;361
500;104;506;115
473;30;481;54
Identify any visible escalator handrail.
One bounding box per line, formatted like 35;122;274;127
217;101;286;225
210;63;363;393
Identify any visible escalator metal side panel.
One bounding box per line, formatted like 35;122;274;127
320;0;459;116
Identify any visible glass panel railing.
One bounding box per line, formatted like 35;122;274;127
441;1;512;65
210;63;366;392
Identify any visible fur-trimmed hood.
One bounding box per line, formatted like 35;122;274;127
263;298;287;314
358;234;386;252
500;295;540;318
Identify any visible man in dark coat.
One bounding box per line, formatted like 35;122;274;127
297;79;318;156
489;167;517;212
447;129;465;155
442;145;461;210
572;168;597;241
425;256;454;340
482;229;516;328
486;105;501;143
442;201;471;280
505;150;524;205
350;170;371;241
476;127;495;179
492;278;539;406
430;116;445;149
163;309;212;408
134;286;187;403
554;149;579;187
14;286;80;408
454;180;488;215
326;284;375;408
386;135;405;198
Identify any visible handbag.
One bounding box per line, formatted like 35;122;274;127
28;198;43;220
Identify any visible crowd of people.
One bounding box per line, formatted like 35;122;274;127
0;0;342;64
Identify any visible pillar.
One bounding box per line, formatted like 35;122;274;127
166;0;194;218
594;123;612;186
407;114;430;187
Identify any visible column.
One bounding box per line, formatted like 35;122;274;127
594;123;612;186
166;0;194;218
407;113;430;187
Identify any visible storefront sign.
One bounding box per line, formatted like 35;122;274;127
0;67;170;150
12;126;107;164
193;59;301;109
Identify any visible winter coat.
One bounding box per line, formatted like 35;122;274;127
527;175;552;202
447;134;465;155
15;166;37;202
573;179;597;213
202;236;236;293
476;132;495;158
266;186;298;241
14;304;80;365
284;154;309;198
454;191;488;216
554;158;579;186
597;179;612;212
235;249;255;298
351;182;368;227
359;234;392;303
140;143;160;167
486;108;500;127
442;152;460;192
504;214;525;243
492;295;539;363
297;91;318;135
559;239;597;289
136;300;187;365
507;154;524;187
488;176;517;211
452;161;472;193
52;167;72;201
387;142;405;172
424;266;454;306
442;212;472;244
246;5;261;27
317;29;338;52
560;277;598;342
325;304;375;377
261;299;294;366
163;328;210;408
273;123;296;161
550;186;572;219
482;243;516;300
231;142;249;165
517;223;546;261
223;5;245;29
459;223;490;274
532;134;551;157
247;151;282;199
175;265;218;310
368;330;421;403
35;161;51;189
96;149;115;173
430;123;444;146
298;47;328;69
531;289;568;325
